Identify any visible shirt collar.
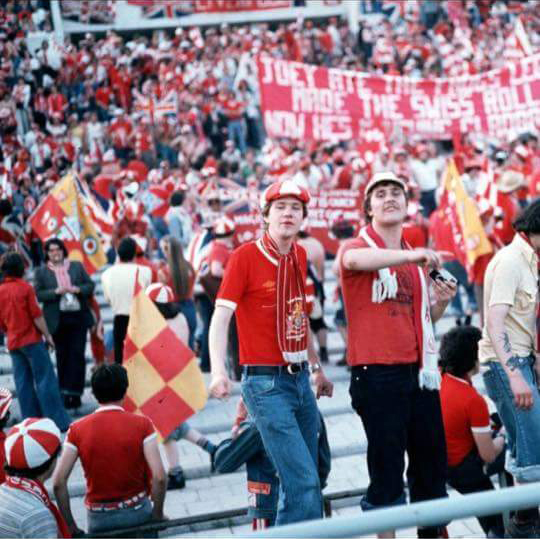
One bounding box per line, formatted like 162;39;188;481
94;404;124;413
445;373;472;386
512;233;538;269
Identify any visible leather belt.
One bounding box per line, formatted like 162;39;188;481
86;491;147;512
244;362;309;376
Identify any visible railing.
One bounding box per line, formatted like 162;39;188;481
253;483;540;538
90;488;370;538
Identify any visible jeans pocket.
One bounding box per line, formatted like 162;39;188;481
244;375;276;396
482;366;502;401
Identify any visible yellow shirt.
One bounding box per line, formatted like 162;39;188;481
479;233;538;363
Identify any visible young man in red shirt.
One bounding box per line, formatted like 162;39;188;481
340;171;456;539
0;253;70;432
53;364;167;536
209;180;333;525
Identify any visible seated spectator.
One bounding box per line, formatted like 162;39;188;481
53;364;167;536
0;418;68;538
439;326;506;538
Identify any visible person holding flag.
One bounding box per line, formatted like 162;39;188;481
209;179;333;525
340;171;456;539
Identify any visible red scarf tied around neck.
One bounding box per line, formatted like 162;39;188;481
6;475;72;538
260;232;308;363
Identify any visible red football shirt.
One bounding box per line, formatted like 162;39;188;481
65;406;155;504
440;373;490;467
216;241;307;366
340;237;419;366
0;278;43;350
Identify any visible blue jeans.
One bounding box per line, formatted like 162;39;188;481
228;119;246;155
87;497;153;534
177;299;197;351
483;357;540;482
10;342;71;431
241;369;322;525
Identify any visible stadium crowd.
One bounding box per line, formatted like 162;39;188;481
0;0;539;537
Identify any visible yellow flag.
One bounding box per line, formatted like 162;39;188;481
441;160;492;268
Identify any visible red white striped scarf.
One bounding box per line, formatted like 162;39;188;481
260;232;308;363
47;259;72;289
6;476;72;538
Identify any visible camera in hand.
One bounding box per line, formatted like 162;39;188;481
429;268;458;286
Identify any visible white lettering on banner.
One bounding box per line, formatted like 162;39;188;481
291;87;345;113
356;93;403;120
328;69;360;94
486;107;540;134
258;56;540;140
260;58;318;88
312;114;352;140
264;110;305;138
410;94;474;120
482;84;539;114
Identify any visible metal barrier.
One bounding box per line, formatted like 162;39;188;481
252;483;540;538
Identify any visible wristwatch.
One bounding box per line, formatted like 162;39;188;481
309;362;322;374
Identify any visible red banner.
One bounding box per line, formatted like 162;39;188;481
127;0;290;16
231;189;361;255
257;55;540;141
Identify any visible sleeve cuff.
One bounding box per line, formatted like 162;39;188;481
143;432;157;445
215;299;237;311
64;441;78;453
471;426;492;433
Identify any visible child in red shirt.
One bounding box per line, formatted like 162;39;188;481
439;326;506;538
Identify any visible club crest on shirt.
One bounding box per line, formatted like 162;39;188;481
286;298;307;341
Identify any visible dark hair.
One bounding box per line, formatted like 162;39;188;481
4;445;61;479
43;238;68;262
1;253;25;277
170;191;185;207
0;199;12;216
117;237;137;262
91;364;129;404
154;301;181;319
513;199;540;235
439;326;482;377
363;181;407;223
165;235;194;300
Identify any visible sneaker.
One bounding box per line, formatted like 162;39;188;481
505;516;539;538
167;469;186;490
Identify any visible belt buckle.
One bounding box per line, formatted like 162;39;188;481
287;363;301;375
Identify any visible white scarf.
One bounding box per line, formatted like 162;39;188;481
359;227;440;390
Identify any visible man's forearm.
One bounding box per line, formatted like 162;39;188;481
151;477;166;518
487;320;515;377
53;482;77;530
33;316;51;339
430;300;449;323
343;248;411;272
209;307;232;375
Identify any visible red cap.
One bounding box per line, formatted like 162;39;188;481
260;180;310;208
5;418;61;469
145;283;174;303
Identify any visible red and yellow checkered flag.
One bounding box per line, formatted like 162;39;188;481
122;287;207;439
